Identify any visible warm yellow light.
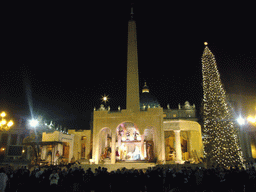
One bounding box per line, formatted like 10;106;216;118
101;95;109;103
1;112;6;117
1;148;5;151
204;42;208;46
247;116;256;124
7;120;14;127
1;120;6;125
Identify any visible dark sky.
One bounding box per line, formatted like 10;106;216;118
1;2;255;129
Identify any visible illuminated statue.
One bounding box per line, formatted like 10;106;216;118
134;131;139;140
132;146;140;160
120;143;127;160
126;131;130;141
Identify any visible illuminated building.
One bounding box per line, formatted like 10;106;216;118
40;130;91;165
91;6;203;165
29;6;204;166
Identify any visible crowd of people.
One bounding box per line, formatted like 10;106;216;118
0;164;256;192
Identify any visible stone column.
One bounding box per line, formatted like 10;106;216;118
174;130;183;163
92;130;97;163
241;129;252;159
245;131;252;159
70;134;75;163
95;143;99;164
6;134;11;158
41;146;46;160
160;129;166;164
111;133;116;164
140;134;145;160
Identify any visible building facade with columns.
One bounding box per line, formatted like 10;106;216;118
40;130;91;165
92;9;203;164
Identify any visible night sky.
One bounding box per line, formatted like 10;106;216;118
1;3;255;129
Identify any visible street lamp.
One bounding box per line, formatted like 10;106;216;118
28;118;40;165
0;111;14;131
237;116;246;125
29;119;39;128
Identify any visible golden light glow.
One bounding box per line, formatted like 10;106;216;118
0;111;14;131
101;95;109;103
247;116;256;124
1;120;6;125
7;120;14;127
204;42;208;46
1;148;5;151
142;88;149;93
1;112;6;117
142;82;149;93
251;143;256;158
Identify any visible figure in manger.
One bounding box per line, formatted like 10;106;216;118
126;131;130;141
132;146;141;160
134;131;139;141
115;147;120;160
120;143;127;160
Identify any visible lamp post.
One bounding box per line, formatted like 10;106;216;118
0;112;14;131
29;119;39;129
29;119;39;141
28;118;40;165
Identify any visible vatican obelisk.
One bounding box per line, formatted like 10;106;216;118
92;5;166;165
126;6;140;112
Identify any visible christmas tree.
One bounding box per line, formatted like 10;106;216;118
202;42;244;168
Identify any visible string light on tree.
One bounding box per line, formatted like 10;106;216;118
201;42;244;168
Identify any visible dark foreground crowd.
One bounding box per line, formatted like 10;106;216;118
0;164;256;192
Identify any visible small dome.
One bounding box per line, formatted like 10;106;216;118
142;82;149;93
140;83;160;110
